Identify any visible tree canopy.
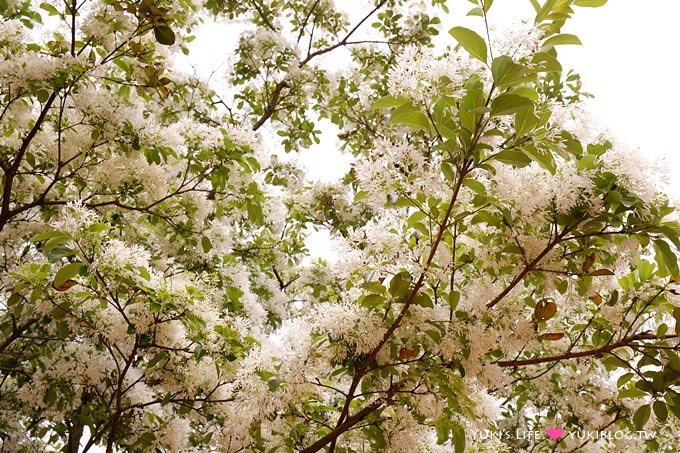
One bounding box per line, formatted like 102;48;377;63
1;0;680;451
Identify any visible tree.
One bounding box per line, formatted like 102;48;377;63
1;0;679;451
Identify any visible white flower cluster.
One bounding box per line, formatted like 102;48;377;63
387;46;480;102
0;52;87;90
50;200;99;232
601;146;664;207
0;19;25;52
355;137;444;210
550;100;606;144
492;160;596;221
81;4;138;53
308;301;386;357
490;19;542;60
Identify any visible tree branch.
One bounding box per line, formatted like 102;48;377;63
0;91;58;231
252;80;288;131
486;222;578;309
251;0;388;131
495;333;679;367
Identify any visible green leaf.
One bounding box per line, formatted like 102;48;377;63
441;161;456;181
389;272;412;299
361;294;384;308
147;351;169;368
39;2;60;15
530;52;562;73
654;240;679;277
653;400;668;422
619;388;648;399
267;378;281;391
373;95;408;109
407;211;427;228
514;110;539;137
36;89;50;103
449;26;487;63
521;144;555;173
633;404;651;430
574;0;607;6
47;246;75;263
7;293;21;307
491;56;525;87
43;234;72;253
361;281;385;294
201;235;212;253
617;373;634;388
542;34;582;48
451;424;466;453
54;262;84;288
491;149;532;168
463;178;486;194
153;25;176;45
31;230;71;243
52;301;70;320
673;307;680;336
86;222;110;234
363;425;387;449
448;291;460;310
435;419;450;444
490;94;533;116
389;104;430;131
45;386;57;404
602;355;628;369
247;202;264;224
413;293;433;308
138;266;151;281
536;0;557;22
56;320;70;339
660;223;680;249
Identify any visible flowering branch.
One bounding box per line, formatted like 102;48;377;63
303;160;473;451
251;0;389;131
496;333;680;368
486;221;579;309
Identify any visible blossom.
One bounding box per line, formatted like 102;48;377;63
490;19;542;60
387;46;479;102
601;145;664;206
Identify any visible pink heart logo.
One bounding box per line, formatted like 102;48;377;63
546;428;564;440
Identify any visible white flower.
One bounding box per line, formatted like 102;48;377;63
98;238;152;272
51;200;99;232
387;46;479;102
601;145;664;206
490;19;542;60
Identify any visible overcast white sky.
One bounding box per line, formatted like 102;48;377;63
486;0;680;199
176;1;679;198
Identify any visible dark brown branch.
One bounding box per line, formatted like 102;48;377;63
296;0;320;44
495;333;679;367
252;80;288;131
314;163;472;451
70;0;77;56
250;0;277;32
0;91;58;231
0;318;39;353
486;222;577;309
299;0;388;66
301;386;397;453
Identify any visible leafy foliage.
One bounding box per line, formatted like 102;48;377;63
1;0;680;451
